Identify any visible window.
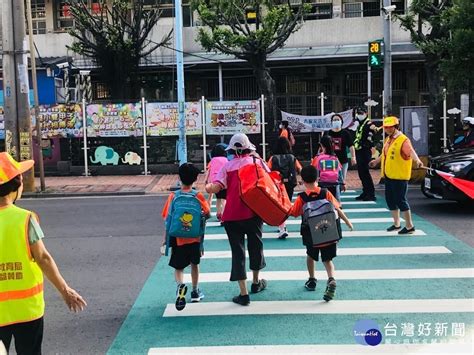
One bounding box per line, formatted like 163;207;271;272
305;2;333;20
392;0;405;15
343;0;379;18
28;0;47;34
143;0;194;27
55;1;102;31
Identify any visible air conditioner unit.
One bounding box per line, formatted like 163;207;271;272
343;2;362;18
56;88;78;103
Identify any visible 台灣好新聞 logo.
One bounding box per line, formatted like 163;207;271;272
354;319;382;346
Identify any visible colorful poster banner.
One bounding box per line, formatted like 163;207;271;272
206;100;261;135
0;107;4;139
281;109;354;133
36;104;83;138
146;102;202;136
86;103;143;137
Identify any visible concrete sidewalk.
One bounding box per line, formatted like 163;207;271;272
30;169;381;197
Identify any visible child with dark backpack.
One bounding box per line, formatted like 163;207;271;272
267;136;302;239
289;165;353;301
311;136;345;201
161;163;210;311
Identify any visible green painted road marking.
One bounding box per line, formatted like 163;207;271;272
108;191;474;354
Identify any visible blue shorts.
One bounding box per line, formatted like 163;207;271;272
385;178;410;212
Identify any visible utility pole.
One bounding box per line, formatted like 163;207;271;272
2;0;35;191
382;1;395;117
26;0;45;191
175;0;187;165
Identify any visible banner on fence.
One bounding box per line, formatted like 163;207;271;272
146;102;202;136
86;103;143;137
36;104;83;138
206;100;261;135
281;109;354;133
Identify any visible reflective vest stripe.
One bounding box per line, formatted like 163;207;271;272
0;283;43;302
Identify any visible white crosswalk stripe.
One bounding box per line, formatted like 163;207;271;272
204;229;426;240
207;217;403;227
150;343;473;355
184;268;474;283
201;246;451;259
163;298;474;317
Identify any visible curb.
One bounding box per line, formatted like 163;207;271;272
22;191;147;198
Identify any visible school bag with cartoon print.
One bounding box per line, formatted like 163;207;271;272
165;190;205;256
300;189;342;247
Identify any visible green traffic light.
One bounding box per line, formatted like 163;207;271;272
369;54;382;67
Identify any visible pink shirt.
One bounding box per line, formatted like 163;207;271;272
214;155;269;222
208;157;228;183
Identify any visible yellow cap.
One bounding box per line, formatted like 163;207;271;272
0;152;34;185
383;116;399;127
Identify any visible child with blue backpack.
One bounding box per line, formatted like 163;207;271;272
289;165;353;301
161;163;210;311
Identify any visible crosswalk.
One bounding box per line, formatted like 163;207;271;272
107;191;474;355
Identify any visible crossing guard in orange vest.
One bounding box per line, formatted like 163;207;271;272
0;152;86;354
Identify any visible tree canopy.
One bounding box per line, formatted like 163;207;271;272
68;0;171;100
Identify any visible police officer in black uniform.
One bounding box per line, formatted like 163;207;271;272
353;107;377;201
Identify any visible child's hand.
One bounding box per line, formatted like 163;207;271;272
200;250;204;257
160;244;166;256
347;222;354;231
341;184;346;192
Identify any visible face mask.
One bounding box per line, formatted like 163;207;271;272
279;124;283;129
356;114;366;121
332;120;342;129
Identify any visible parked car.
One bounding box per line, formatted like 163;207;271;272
422;148;474;202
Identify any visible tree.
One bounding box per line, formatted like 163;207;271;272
68;0;172;100
397;0;452;151
440;0;474;115
191;0;310;128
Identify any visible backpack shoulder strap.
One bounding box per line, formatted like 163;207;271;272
319;188;327;200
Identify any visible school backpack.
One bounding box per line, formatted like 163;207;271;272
300;189;342;247
239;157;292;226
271;154;297;185
165;190;205;256
317;155;340;184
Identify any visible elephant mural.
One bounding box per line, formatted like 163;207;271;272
90;146;120;165
122;151;142;165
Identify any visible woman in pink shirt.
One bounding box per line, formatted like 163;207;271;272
205;133;268;306
205;144;228;220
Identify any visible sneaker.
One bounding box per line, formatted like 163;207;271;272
323;278;337;302
191;289;204;302
250;279;267;294
398;226;415;235
232;294;250;306
386;224;401;232
305;278;317;291
355;194;366;201
278;231;288;239
175;283;187;311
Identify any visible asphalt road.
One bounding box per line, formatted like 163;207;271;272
15;190;473;355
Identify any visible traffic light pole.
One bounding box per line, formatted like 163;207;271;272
367;63;372;119
382;0;393;117
2;0;35;191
